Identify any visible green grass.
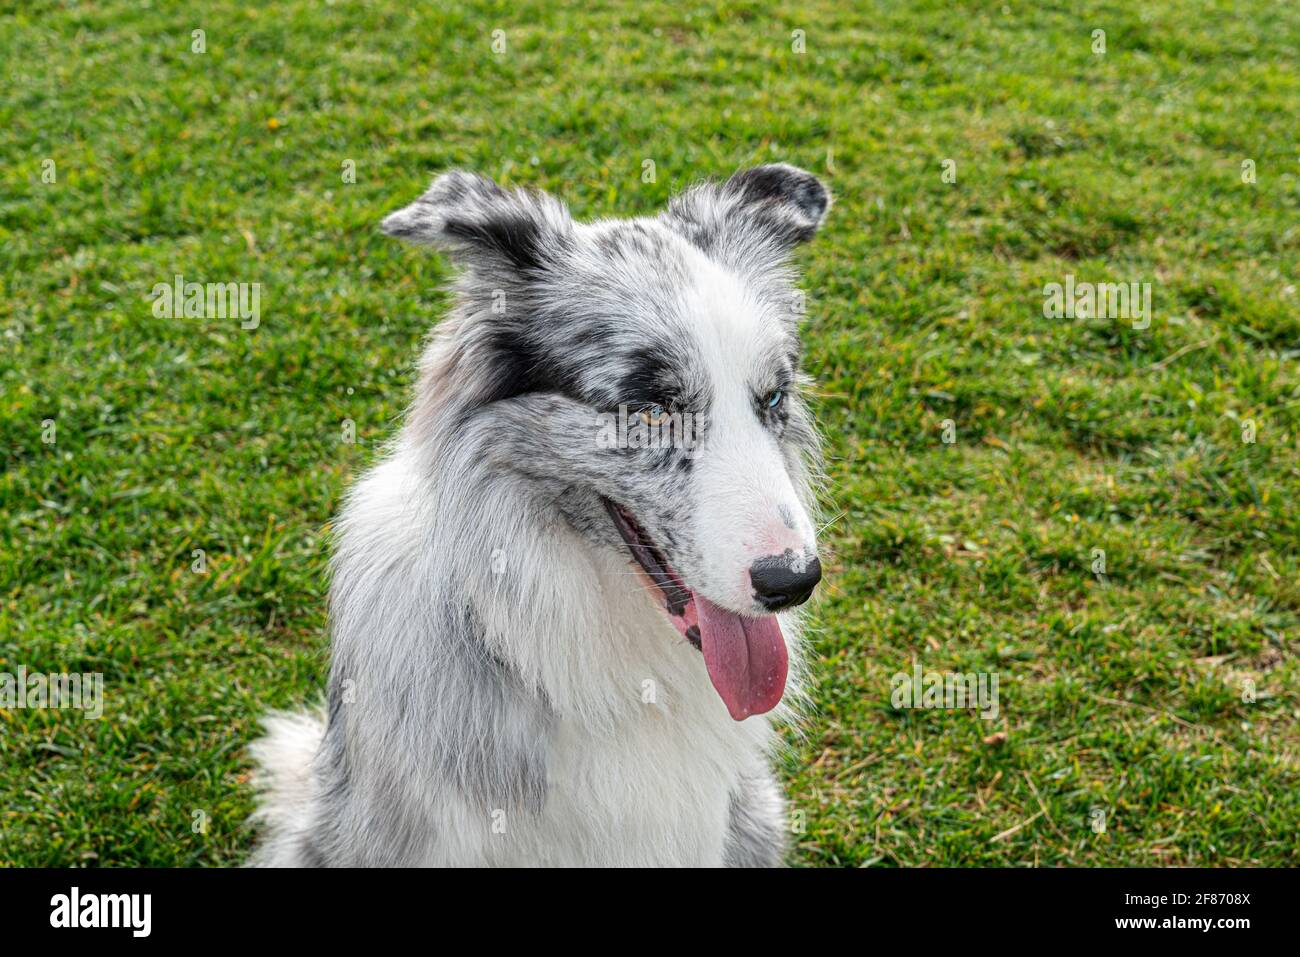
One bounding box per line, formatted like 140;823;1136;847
2;0;1297;866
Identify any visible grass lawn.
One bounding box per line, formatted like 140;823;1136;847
1;0;1297;866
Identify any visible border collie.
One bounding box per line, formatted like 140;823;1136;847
249;164;831;866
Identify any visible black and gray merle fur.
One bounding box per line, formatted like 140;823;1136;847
249;163;831;867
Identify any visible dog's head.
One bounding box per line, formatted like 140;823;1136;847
382;165;830;720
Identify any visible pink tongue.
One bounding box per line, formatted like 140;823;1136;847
696;596;789;721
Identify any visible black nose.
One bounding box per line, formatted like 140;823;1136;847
750;555;822;612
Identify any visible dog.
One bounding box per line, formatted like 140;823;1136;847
249;164;831;866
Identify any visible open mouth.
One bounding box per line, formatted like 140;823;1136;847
604;499;789;721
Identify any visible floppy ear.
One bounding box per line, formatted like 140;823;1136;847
664;163;831;260
380;170;573;273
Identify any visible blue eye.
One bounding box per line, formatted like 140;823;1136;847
766;389;784;410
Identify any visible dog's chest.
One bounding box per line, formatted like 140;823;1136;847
462;542;780;866
498;720;743;867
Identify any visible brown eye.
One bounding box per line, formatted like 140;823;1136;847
638;404;671;426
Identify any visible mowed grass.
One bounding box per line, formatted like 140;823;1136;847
1;0;1298;866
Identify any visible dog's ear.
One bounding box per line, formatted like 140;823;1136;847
664;163;831;262
381;171;573;273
